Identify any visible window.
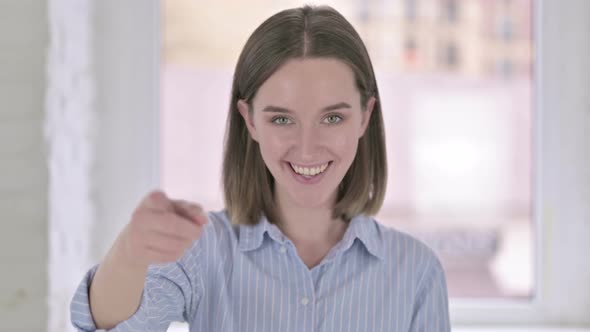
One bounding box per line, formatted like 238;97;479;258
443;0;459;23
405;0;417;22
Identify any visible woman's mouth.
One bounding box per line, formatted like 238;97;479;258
286;161;333;184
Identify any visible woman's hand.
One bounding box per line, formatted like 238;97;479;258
89;190;208;329
117;190;209;269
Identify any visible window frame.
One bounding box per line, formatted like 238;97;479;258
450;0;590;325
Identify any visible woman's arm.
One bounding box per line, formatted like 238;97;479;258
71;255;201;332
71;191;208;331
88;236;148;329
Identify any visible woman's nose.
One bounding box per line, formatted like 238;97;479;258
297;126;322;161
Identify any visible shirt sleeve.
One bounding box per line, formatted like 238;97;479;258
70;255;202;332
408;255;451;332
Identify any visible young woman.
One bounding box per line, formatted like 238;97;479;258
71;5;450;332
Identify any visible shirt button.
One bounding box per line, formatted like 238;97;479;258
300;297;309;305
279;246;287;253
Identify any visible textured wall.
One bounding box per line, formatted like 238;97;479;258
45;1;95;331
0;0;98;331
0;0;49;331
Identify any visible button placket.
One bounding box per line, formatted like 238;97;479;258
299;270;317;331
300;268;316;307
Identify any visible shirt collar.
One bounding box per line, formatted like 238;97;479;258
237;214;286;252
238;213;384;261
339;214;385;260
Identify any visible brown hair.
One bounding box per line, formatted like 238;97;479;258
222;5;387;225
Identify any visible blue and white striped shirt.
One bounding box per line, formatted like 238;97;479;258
71;210;450;331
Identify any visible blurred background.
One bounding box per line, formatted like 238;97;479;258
1;0;589;331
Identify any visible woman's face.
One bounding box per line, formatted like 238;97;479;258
238;58;374;210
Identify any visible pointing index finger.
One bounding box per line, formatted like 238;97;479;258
172;200;209;226
140;190;175;213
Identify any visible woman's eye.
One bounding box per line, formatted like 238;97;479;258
324;115;343;124
272;116;291;125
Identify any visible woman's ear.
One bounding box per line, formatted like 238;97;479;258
237;99;259;142
359;96;376;138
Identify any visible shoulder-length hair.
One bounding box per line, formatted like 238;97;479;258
222;5;387;225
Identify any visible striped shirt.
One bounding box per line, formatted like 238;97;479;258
70;210;450;331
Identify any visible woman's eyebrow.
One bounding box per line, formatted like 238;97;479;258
261;102;352;114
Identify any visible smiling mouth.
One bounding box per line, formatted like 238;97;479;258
288;161;332;177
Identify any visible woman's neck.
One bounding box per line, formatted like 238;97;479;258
274;191;348;249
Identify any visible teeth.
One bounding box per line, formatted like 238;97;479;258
290;162;330;176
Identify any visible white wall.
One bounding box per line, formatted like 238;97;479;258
0;0;159;330
91;0;160;262
0;1;48;331
537;0;590;321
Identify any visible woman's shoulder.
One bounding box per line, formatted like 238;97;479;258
202;209;240;240
177;209;238;266
206;209;233;227
372;217;444;274
372;218;432;251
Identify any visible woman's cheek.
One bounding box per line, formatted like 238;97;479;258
258;133;291;161
269;132;291;149
331;130;357;155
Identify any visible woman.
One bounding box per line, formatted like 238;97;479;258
71;5;450;331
